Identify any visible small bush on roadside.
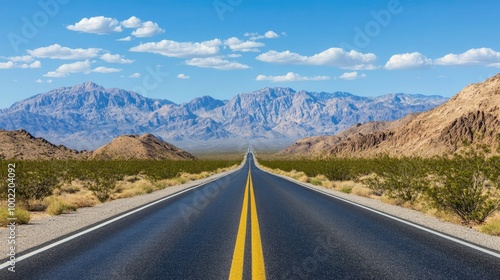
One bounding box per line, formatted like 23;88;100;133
45;197;77;215
0;207;30;226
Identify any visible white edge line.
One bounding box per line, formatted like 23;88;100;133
253;156;500;259
0;158;247;270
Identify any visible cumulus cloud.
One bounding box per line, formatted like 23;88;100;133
185;57;250;70
8;55;34;63
131;21;165;37
244;30;280;40
36;79;52;83
130;39;222;58
129;73;141;78
256;48;377;70
435;48;500;67
92;67;122;73
20;61;42;69
256;72;330;82
44;60;92;77
177;74;190;79
339;71;366;80
225;37;264;52
0;61;15;69
117;36;132;42
121;16;142;28
100;53;134;64
0;59;41;69
67;16;122;34
43;60;122;77
28;44;101;60
385;52;433;70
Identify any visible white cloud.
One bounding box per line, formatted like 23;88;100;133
0;61;15;69
117;36;132;42
130;39;222;58
177;74;190;79
185;57;250;70
435;48;500;67
339;71;366;80
256;72;330;82
67;16;122;34
20;61;42;69
385;52;433;70
121;16;142;28
256;48;377;70
100;53;134;64
36;79;52;83
244;30;280;40
44;60;92;78
225;37;264;52
47;79;53;83
92;67;122;73
131;21;165;37
8;55;34;63
264;31;279;39
28;44;101;60
227;53;242;58
129;73;141;78
0;59;41;69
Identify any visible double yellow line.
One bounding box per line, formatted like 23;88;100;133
229;168;266;280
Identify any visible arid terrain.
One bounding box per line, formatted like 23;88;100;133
280;74;500;158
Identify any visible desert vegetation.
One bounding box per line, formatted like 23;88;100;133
258;149;500;235
0;159;239;224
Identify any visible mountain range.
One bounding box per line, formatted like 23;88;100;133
0;82;447;151
281;74;500;157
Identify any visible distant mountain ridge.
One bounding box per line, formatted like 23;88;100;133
0;82;447;151
280;74;500;157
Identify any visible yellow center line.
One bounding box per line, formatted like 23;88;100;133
229;168;266;280
229;172;250;280
250;170;266;279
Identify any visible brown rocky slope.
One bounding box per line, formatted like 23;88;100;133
92;134;195;160
0;129;87;160
280;74;500;158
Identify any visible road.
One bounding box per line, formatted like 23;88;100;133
1;153;499;279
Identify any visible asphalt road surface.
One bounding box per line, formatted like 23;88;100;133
1;153;499;279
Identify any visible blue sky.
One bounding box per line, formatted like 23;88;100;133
1;0;499;108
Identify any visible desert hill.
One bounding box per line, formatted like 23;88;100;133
92;134;195;160
280;74;500;158
0;129;87;160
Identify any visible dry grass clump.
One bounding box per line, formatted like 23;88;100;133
479;213;500;236
0;206;30;226
44;197;77;216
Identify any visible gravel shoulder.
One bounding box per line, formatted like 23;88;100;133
254;158;500;254
0;160;245;261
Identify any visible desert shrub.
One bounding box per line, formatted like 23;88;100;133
44;197;77;215
0;207;30;226
372;156;428;205
428;153;500;224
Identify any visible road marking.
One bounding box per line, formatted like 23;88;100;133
249;170;266;279
0;164;246;271
229;172;250;280
255;156;500;259
229;167;266;280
